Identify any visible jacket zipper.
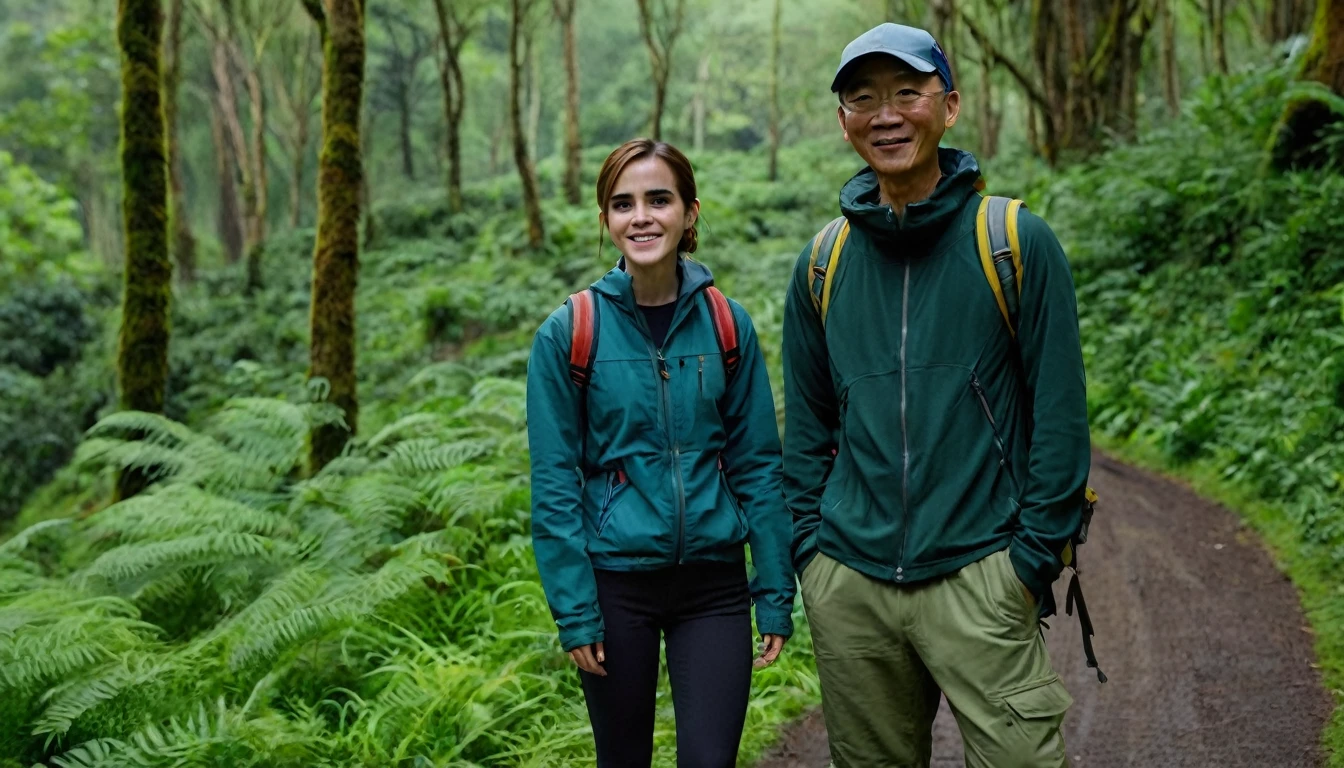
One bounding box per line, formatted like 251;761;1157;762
652;346;687;563
969;372;1019;489
697;355;705;396
897;260;910;581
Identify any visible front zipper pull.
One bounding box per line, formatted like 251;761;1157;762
657;350;670;380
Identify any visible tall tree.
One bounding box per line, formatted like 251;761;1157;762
692;50;710;152
1265;0;1313;41
272;21;321;227
554;0;582;205
636;0;686;141
304;0;366;472
510;0;545;248
1161;0;1180;116
116;0;172;500
163;0;196;284
431;0;481;213
1273;0;1344;168
1209;0;1229;74
962;0;1155;163
371;4;431;181
767;0;781;181
209;93;245;263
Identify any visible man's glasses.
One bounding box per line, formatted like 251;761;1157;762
840;88;945;115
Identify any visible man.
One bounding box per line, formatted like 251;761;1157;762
782;22;1091;768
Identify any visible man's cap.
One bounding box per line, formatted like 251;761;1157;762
831;23;954;93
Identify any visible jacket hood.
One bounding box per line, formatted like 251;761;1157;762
839;147;982;250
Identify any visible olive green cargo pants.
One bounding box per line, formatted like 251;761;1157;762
800;549;1072;768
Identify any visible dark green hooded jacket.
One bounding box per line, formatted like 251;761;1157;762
527;258;795;651
783;148;1091;618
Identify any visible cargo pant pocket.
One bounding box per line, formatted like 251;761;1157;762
993;676;1072;768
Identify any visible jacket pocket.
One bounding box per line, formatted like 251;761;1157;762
596;469;627;538
969;371;1019;492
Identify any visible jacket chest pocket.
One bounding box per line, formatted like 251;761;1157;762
675;352;726;436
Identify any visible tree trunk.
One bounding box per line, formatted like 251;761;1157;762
1210;0;1229;74
978;54;1001;159
398;84;415;179
431;0;469;213
1266;0;1313;41
767;0;781;181
510;0;545;248
637;0;686;142
210;98;245;263
556;0;582;205
211;37;261;268
526;29;542;162
1161;0;1181;116
116;0;172;500
931;0;956;85
692;51;709;152
308;0;365;473
243;62;267;294
1273;0;1344;168
163;0;195;285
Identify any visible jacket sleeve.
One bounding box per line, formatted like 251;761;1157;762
1008;210;1092;616
781;243;839;575
525;309;604;651
719;300;795;638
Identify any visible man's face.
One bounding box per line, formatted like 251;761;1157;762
836;56;960;181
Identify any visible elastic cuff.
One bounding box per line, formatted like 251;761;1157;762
755;610;794;639
559;628;605;652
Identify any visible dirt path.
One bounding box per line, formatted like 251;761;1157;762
756;450;1332;767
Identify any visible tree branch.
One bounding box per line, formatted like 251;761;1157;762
959;8;1051;111
300;0;327;40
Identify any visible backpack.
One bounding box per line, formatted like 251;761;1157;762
564;285;742;482
806;196;1107;683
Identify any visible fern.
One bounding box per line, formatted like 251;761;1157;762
0;518;74;558
87;486;294;543
32;651;177;738
227;552;447;671
75;534;296;589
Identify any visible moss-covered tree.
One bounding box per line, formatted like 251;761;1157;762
163;0;196;284
116;0;173;500
1273;0;1344;169
304;0;365;472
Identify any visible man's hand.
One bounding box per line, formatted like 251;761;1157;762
569;642;606;676
753;634;787;669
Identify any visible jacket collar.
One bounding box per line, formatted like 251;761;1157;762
839;147;982;251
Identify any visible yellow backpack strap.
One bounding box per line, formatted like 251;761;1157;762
975;195;1027;337
806;216;850;326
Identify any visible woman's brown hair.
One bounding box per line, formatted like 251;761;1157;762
595;138;699;255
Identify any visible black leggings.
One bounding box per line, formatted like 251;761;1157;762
580;561;753;768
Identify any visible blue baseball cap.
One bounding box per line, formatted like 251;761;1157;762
831;23;955;93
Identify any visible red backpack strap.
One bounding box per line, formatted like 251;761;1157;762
567;290;598;387
703;287;740;379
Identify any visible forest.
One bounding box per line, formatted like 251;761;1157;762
2;0;1344;764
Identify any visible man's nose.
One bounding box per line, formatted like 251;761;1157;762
871;100;905;127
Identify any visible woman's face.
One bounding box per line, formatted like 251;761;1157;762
603;156;698;270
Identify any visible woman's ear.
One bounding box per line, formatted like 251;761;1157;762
686;198;700;229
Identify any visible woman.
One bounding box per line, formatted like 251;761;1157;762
526;138;795;767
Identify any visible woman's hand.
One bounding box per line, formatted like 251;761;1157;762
753;634;786;669
569;642;606;676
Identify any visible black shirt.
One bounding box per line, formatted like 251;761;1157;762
639;301;677;349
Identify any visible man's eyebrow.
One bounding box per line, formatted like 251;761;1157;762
844;77;875;92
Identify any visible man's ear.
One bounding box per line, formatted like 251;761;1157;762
836;106;851;143
944;90;961;129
